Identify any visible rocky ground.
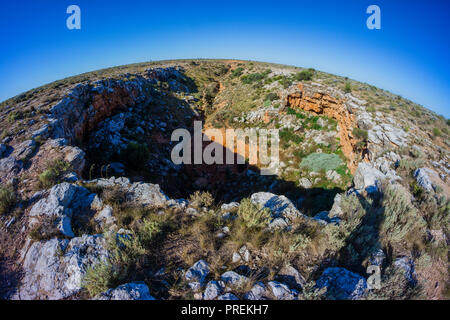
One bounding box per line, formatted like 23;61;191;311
0;60;448;300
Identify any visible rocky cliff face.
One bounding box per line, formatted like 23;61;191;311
284;83;361;173
0;60;448;300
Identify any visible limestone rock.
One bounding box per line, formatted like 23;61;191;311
17;234;109;300
217;293;239;300
95;282;155;300
220;271;249;288
316;267;367;300
185;260;210;284
250;192;303;221
29;183;98;238
267;281;296;300
414;168;436;192
203;280;224;300
353;163;385;192
244;282;269;300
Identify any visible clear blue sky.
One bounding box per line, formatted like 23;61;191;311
0;0;449;117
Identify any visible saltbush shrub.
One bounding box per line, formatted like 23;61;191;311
38;160;72;189
237;198;271;230
0;185;16;215
300;153;343;172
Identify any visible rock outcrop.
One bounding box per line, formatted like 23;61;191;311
284;83;360;172
17;235;109;300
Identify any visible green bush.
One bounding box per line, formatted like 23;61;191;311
293;69;314;81
231;67;244;78
379;183;427;252
82;260;118;297
189;191;214;208
0;185;16;215
38;160;72;189
265;92;279;102
237;198;271;230
241;72;268;84
352;127;368;141
279;77;292;89
344;82;352;93
279;128;304;144
122;142;150;168
432;128;442;137
300;153;343;172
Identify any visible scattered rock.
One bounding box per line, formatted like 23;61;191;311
244;282;269;300
203;280;224;300
267;281;296;300
316;267;367;300
0;156;22;181
275;265;306;290
185;260;210;284
299;177;312;189
95;282;155;300
394;257;417;286
220;271;248;288
217;293;239;300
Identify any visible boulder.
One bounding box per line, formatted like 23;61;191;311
313;211;341;224
203;280;224;300
394;257;417;286
221;202;239;212
250;192;303;221
62;146;86;175
353;163;385;192
316;267;367;300
217;293;239;300
29;183;99;238
220;271;249;288
185;260;210;284
94;205;116;229
267;281;296;300
95;282;155;300
328;194;343;218
11;139;36;160
0;156;22;181
275;265;306;290
89;177;168;208
17;234;109;300
244;282;269;300
413;168;436;192
299;177;312;189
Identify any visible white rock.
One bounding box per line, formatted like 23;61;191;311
18;234;109;300
203;281;224;300
95;282;155;300
267;281;296;300
185;260;210;284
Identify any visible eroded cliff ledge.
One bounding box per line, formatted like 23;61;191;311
283;83;361;173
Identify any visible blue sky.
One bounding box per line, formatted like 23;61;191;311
0;0;449;117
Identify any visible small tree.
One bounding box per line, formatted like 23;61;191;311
344;82;352;93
